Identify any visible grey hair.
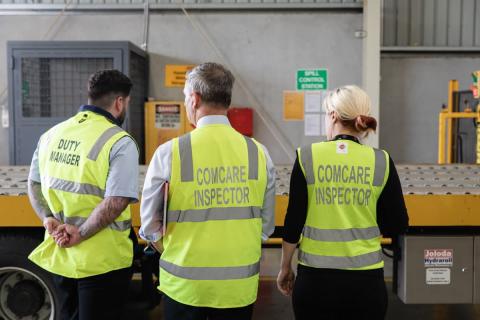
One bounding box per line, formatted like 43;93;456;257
186;62;235;108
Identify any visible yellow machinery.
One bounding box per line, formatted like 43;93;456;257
2;164;479;240
475;71;480;163
438;79;480;164
144;101;194;164
1;163;480;312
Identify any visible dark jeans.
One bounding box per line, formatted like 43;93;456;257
163;294;254;320
52;267;132;320
292;265;388;320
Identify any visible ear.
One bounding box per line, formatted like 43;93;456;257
115;96;124;111
192;92;202;110
329;111;337;122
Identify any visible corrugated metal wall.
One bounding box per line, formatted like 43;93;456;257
383;0;480;47
0;0;361;6
2;1;478;46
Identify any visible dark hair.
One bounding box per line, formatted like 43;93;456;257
340;116;377;137
339;115;377;134
87;69;132;109
186;62;234;108
354;115;377;132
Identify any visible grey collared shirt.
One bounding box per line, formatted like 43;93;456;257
29;136;139;202
139;115;276;242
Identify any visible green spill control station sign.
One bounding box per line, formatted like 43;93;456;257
296;69;328;90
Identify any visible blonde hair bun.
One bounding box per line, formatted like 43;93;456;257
323;85;377;135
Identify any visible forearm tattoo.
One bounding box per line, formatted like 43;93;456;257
79;196;130;240
27;179;53;220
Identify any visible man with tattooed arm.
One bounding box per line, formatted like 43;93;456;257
27;69;139;320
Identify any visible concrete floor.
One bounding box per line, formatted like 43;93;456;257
124;279;480;320
123;249;480;319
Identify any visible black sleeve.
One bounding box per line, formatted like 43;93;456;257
282;153;309;244
376;156;409;237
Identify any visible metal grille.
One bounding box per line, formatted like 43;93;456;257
21;57;113;118
128;51;147;162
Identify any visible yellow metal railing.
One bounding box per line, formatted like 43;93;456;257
478;125;480;164
438;80;480;164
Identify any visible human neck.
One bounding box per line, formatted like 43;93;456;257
195;105;228;123
330;124;359;140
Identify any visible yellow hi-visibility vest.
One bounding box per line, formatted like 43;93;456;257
29;110;134;278
159;123;267;308
297;139;389;270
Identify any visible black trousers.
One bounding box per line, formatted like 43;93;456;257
52;267;132;320
163;294;254;320
292;265;388;320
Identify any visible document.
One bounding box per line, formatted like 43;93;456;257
304;92;322;113
305;114;321;136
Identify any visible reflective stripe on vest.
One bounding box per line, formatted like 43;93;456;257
299;249;383;269
302;225;380;242
244;137;258;180
179;133;259;182
52;212;131;232
178;134;194;182
300;146;387;187
87;126;124;161
160;259;260;280
300;145;315;185
43;176;104;198
168;206;261;223
373;149;387;186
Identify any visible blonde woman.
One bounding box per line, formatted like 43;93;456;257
277;86;408;319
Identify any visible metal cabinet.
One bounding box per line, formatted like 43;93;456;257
474;237;480;303
7;41;148;165
398;236;474;304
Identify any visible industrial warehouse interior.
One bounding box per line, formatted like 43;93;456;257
1;0;480;319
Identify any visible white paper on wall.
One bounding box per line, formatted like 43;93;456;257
304;92;322;113
305;114;321;136
320;112;326;136
1;106;8;128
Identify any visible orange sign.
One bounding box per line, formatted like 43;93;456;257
165;64;195;88
283;91;304;121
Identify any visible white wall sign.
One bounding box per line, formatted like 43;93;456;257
426;268;451;285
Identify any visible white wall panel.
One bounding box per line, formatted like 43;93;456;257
0;12;363;165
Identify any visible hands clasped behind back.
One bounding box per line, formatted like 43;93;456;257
44;218;83;248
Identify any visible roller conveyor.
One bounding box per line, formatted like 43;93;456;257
1;164;479;196
1;164;479;305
